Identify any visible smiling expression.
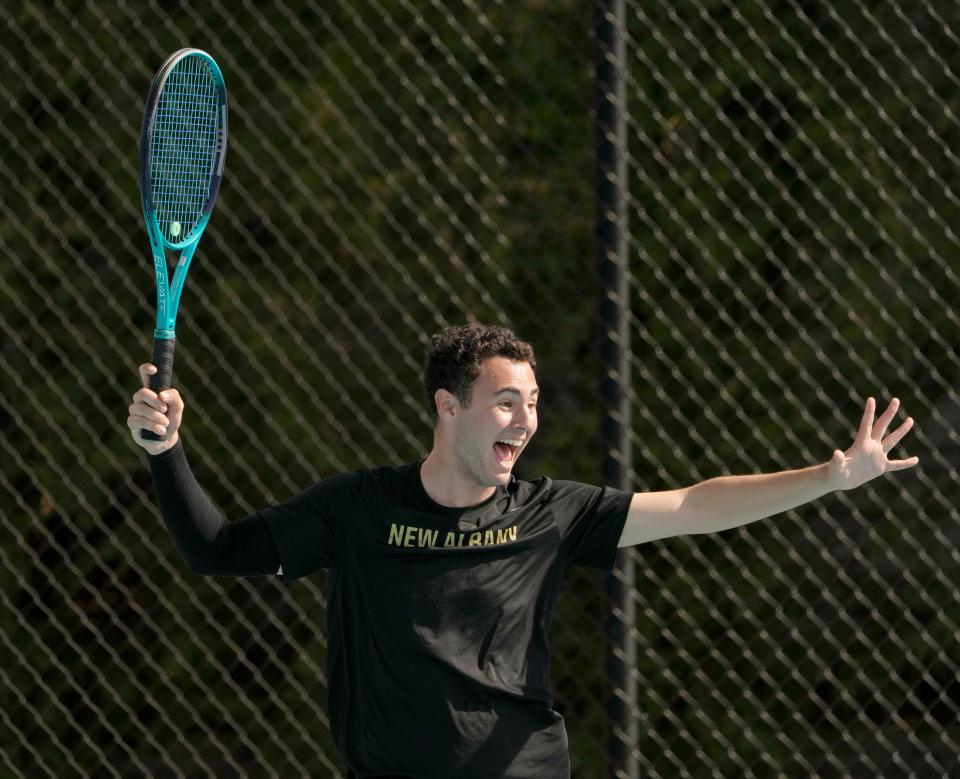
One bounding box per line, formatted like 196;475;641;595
448;356;539;488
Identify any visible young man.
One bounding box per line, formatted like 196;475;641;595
127;323;918;778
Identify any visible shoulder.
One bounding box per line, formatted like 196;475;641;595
316;460;405;487
542;478;597;502
362;460;419;499
503;471;551;508
504;474;605;508
540;478;631;520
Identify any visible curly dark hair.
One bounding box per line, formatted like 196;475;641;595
423;323;536;423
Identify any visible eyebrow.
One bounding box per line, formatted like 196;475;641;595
493;387;540;397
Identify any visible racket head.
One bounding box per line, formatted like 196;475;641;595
139;48;228;251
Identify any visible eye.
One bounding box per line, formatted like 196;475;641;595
500;401;511;408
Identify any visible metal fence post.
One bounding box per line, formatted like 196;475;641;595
596;0;636;776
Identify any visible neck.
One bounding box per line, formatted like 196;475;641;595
420;446;497;508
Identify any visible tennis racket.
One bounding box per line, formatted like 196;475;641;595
139;48;228;440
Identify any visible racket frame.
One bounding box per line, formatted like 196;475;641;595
139;47;227;340
138;48;227;440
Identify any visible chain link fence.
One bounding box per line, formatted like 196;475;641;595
1;0;957;776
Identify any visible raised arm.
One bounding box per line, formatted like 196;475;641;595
128;362;280;577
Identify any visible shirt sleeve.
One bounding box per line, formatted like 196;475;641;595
146;438;281;577
551;480;633;570
257;468;361;582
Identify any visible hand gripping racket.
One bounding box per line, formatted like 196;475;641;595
139;49;228;440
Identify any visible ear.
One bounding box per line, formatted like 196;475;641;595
434;388;458;421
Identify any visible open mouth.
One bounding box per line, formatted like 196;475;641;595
493;441;519;465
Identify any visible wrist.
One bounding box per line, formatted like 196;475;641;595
825;452;846;492
145;431;180;457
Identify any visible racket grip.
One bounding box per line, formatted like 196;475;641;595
141;336;176;441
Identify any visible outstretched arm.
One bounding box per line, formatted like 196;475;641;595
618;396;918;547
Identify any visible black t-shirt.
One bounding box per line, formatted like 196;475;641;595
147;441;632;778
259;459;631;778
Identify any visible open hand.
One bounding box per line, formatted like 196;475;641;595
828;397;918;491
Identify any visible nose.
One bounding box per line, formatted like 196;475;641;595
515;407;535;430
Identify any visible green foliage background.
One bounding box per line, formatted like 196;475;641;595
1;0;956;776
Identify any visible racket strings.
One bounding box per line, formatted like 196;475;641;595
150;54;222;243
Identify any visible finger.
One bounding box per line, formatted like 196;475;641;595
152;391;176;418
138;363;157;389
856;396;875;443
873;397;900;440
128;414;169;434
129;409;169;427
881;416;914;453
156;387;179;406
130;405;169;425
888;456;919;470
133;388;166;412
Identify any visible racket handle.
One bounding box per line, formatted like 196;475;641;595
141;336;176;441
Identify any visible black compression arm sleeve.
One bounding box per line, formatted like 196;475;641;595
145;439;281;577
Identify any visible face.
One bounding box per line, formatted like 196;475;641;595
446;356;539;488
